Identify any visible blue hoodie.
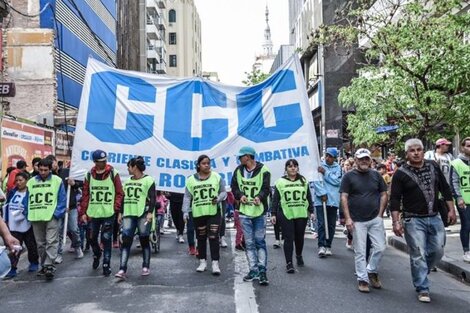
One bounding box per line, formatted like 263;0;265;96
313;160;342;207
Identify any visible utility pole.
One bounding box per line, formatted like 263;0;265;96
0;0;9;175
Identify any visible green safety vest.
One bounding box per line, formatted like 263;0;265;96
186;172;221;218
237;165;269;217
123;175;154;217
87;172;116;218
27;175;62;222
451;159;470;204
275;178;309;220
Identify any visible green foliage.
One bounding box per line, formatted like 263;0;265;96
242;68;269;86
311;0;470;147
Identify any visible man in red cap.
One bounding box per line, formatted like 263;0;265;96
424;138;454;184
80;150;123;277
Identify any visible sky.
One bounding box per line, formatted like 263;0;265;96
194;0;290;86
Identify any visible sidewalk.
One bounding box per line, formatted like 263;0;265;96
384;218;470;284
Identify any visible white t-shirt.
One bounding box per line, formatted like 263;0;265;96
5;190;30;233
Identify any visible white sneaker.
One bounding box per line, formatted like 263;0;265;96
325;248;332;256
75;247;84;259
196;259;207;272
273;240;281;248
211;260;221;275
54;254;63;264
178;235;185;243
220;236;228;248
463;252;470;263
318;247;326;258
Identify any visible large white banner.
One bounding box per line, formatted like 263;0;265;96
70;57;321;192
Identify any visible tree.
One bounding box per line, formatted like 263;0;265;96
311;0;470;148
242;68;269;86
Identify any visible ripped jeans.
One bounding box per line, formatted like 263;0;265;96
403;215;445;293
120;215;151;271
193;212;221;261
240;214;267;273
89;216;115;266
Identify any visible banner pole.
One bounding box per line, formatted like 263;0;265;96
323;201;329;240
63;182;71;246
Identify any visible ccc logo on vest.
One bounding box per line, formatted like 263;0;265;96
30;192;54;205
91;191;113;203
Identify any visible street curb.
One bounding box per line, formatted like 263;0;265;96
387;236;470;284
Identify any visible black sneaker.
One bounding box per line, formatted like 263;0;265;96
243;270;259;282
92;255;100;269
296;255;304;267
286;262;295;274
45;266;55;281
36;267;46;276
103;264;111;277
259;272;269;285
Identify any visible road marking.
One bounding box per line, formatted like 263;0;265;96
231;230;259;313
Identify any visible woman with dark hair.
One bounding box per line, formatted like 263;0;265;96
271;159;314;273
182;155;226;275
115;157;156;280
3;172;38;278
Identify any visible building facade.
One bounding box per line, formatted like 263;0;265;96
1;0;117;159
39;0;117;124
270;44;294;74
289;0;360;155
117;0;167;74
165;0;201;77
3;0;117;125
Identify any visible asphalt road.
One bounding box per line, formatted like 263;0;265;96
1;224;469;313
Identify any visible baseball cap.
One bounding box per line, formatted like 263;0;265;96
436;138;451;146
355;148;371;159
92;150;107;162
237;146;256;157
325;147;338;158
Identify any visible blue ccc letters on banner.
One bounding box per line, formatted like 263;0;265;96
85;69;303;151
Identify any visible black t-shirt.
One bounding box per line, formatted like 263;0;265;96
340;169;387;222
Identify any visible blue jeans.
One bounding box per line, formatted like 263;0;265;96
240;214;267;273
457;205;470;252
352;216;386;282
90;216;114;266
156;214;165;234
403;215;445;292
315;205;338;248
0;250;11;278
120;215;151;271
58;209;82;254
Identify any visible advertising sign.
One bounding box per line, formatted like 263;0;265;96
1;119;54;175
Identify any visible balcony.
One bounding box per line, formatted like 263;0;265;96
157;12;166;30
155;61;167;74
147;45;157;59
157;0;166;9
146;19;158;40
146;0;158;14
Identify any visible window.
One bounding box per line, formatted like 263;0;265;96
169;32;177;45
169;55;177;67
169;9;176;23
